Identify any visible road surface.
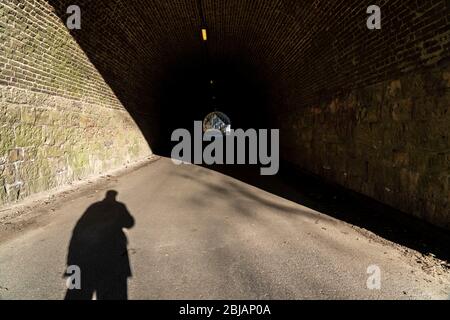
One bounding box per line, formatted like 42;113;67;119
0;157;449;299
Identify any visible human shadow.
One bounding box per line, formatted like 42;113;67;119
64;190;135;300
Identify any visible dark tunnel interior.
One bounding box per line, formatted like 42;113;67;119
36;0;450;260
49;0;277;155
2;0;450;301
154;56;273;155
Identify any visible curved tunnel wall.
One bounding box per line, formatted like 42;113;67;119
0;0;152;203
0;0;449;228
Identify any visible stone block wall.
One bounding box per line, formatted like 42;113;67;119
0;1;151;205
280;61;450;229
271;0;450;229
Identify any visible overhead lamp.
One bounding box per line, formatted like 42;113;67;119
201;28;207;41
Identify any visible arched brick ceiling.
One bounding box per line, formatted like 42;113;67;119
47;0;449;153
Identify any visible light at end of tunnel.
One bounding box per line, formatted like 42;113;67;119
202;29;208;41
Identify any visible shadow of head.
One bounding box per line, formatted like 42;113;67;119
105;190;118;202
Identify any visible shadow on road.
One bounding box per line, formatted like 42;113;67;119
200;163;450;264
64;190;134;300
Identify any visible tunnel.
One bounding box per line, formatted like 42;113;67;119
1;0;450;301
1;0;449;232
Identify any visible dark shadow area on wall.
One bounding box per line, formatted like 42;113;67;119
64;190;134;300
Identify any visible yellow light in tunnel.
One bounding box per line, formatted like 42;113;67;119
202;29;207;41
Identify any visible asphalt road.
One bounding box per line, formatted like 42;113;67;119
0;157;449;299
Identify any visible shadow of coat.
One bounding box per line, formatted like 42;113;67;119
64;190;134;300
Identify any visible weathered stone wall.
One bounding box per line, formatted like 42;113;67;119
270;0;450;230
0;1;151;205
280;61;450;229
